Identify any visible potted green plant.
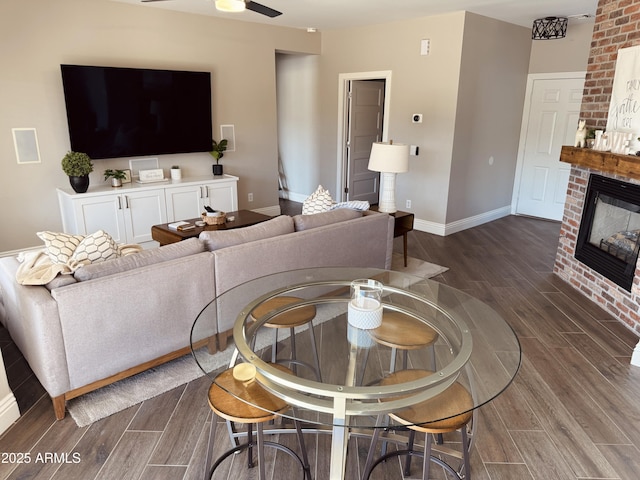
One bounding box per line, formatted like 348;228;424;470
61;151;93;193
104;169;127;187
209;139;228;176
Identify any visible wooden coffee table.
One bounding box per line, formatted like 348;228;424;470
152;210;272;246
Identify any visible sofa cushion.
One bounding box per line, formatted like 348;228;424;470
45;274;77;291
302;185;334;214
199;215;294;251
37;231;84;264
74;237;205;281
293;208;363;231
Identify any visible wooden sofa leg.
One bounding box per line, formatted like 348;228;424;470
52;395;66;420
218;330;231;351
207;335;218;355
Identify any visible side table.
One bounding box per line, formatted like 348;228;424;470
370;206;414;267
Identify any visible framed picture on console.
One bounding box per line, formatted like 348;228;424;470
122;169;132;184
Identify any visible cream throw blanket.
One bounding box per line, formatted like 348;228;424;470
16;244;143;285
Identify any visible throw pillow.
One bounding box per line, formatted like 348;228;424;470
70;230;120;265
302;185;335;215
37;231;85;264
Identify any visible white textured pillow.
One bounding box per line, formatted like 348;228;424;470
302;185;335;214
71;230;120;265
37;231;85;264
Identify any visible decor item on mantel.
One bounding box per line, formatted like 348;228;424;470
367;140;409;213
103;169;127;188
61;151;93;194
170;165;182;180
209;138;228;176
574;120;587;148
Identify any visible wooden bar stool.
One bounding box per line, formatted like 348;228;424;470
252;296;322;381
359;311;439;455
205;364;311;480
363;369;474;480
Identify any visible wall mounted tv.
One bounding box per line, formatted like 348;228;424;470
60;64;213;159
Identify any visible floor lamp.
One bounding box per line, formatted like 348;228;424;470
368;141;409;213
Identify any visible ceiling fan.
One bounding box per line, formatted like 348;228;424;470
140;0;282;18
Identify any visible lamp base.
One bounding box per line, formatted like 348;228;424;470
377;172;398;213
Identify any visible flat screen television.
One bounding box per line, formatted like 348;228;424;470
60;64;213;159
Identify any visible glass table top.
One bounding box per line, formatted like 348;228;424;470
190;267;521;429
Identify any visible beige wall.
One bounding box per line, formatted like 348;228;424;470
1;1;594;252
307;12;531;228
448;13;531;223
317;13;467;224
529;19;594;74
0;0;319;252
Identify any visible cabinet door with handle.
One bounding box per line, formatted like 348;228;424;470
70;194;127;244
122;189;167;244
203;181;238;213
164;185;205;222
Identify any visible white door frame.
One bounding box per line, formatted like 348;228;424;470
511;71;586;214
336;71;392;202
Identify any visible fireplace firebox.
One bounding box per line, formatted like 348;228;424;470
575;174;640;292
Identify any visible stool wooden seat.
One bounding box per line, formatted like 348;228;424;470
363;369;473;480
206;364;311;480
370;311;438;372
252;296;321;380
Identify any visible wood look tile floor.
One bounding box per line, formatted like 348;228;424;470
1;199;640;479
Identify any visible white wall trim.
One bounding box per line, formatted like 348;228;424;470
336;71;393;202
415;206;512;236
0;393;20;435
632;340;640;367
280;190;308;203
511;71;587;216
0;350;19;435
252;205;281;217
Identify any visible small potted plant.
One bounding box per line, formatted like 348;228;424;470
61;151;93;193
209;139;228;176
104;169;127;188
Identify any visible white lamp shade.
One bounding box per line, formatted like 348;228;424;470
367;142;409;173
215;0;246;12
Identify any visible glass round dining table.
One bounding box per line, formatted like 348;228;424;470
190;267;521;480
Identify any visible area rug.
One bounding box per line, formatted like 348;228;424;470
67;257;448;427
391;253;449;278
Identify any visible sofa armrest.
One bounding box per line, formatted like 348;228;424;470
0;256;70;398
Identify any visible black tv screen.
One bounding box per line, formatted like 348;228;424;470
61;64;213;159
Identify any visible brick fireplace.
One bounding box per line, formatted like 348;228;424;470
554;0;640;363
555;149;640;336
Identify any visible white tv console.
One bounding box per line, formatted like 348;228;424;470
57;174;238;247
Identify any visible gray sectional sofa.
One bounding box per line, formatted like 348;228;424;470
0;209;394;419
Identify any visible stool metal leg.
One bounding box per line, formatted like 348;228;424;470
289;327;298;375
256;423;266;479
307;322;322;382
363;425;382;476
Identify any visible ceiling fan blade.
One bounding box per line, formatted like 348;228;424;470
245;1;282;18
141;0;173;3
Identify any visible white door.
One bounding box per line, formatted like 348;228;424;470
346;80;385;203
516;76;585;220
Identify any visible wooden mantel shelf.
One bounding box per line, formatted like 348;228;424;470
560;146;640;181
